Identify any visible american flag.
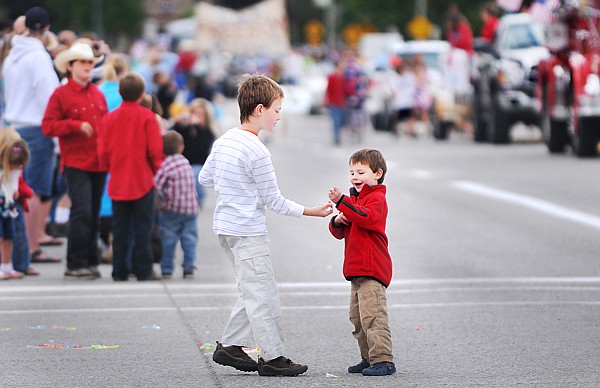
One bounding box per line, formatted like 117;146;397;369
496;0;523;12
529;0;561;23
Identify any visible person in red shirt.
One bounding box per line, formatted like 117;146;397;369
328;148;395;377
99;72;163;281
445;10;474;54
324;58;347;145
480;2;500;43
42;42;107;279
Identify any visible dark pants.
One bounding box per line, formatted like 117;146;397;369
63;167;106;271
111;189;155;280
11;203;30;273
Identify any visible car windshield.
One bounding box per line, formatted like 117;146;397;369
499;23;544;50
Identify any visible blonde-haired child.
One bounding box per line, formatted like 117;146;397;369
0;128;30;280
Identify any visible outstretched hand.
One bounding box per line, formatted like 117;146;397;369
329;187;343;203
304;202;334;217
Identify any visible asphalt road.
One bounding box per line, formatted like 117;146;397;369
2;104;600;388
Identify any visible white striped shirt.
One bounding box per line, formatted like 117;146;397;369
199;127;304;236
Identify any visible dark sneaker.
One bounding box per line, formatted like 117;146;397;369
348;358;370;373
361;362;396;376
212;341;258;372
258;356;308;377
64;268;96;279
162;272;172;279
183;269;194;279
138;271;162;281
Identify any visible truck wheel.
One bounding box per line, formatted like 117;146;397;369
472;90;488;142
433;121;451;140
491;99;510;144
544;118;569;153
573;118;599;157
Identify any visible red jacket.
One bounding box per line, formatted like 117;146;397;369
42;78;108;172
446;21;474;54
99;101;163;201
325;71;346;107
18;174;33;212
480;16;499;43
329;185;393;287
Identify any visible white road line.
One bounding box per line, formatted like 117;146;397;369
452;180;600;230
3;300;600;315
3;277;600;295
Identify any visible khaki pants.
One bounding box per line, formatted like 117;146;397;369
349;277;393;364
218;235;286;361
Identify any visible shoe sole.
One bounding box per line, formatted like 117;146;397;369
213;350;258;372
258;365;308;377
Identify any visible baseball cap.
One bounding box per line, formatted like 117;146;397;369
25;6;50;30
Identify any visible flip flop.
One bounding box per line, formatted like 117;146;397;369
39;237;64;246
30;249;62;263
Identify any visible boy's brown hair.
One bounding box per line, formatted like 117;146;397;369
237;74;284;123
162;131;184;156
349;148;387;184
119;72;145;102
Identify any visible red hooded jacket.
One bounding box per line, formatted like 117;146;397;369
329;184;393;287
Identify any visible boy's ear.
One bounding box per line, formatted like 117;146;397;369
253;103;264;116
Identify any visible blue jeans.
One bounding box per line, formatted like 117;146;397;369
328;105;346;145
191;164;205;206
111;189;155;280
11;203;30;272
16;126;54;197
158;210;198;274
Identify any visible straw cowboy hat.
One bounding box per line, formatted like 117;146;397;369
54;42;101;73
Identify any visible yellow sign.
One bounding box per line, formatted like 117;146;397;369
408;15;433;40
305;20;325;45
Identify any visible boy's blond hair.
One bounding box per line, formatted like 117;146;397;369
0;129;29;181
237;74;284;124
349;148;387;184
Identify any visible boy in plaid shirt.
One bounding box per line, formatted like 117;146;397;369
154;131;199;278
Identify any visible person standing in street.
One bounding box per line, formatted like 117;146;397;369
328;148;396;377
154;130;198;279
2;6;61;264
325;59;346;146
99;72;163;282
199;74;332;377
42;42;107;279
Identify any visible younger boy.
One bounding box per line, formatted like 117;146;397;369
199;74;332;377
99;72;164;281
154;131;198;278
328;148;396;376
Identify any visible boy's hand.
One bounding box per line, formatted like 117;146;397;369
328;187;343;203
80;122;93;137
304;203;334;217
334;211;349;225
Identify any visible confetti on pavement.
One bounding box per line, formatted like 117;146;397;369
28;343;120;350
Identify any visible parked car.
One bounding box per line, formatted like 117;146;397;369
471;12;549;143
365;39;473;138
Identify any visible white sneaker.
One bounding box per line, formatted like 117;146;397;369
0;271;10;280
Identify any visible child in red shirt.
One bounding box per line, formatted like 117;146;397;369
99;72;163;281
328;148;395;377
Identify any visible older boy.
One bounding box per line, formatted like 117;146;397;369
99;72;163;281
199;74;332;376
328;148;396;376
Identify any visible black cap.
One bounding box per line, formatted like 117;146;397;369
25;6;50;30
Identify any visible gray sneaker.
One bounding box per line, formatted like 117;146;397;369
64;268;96;279
212;341;258;372
89;266;101;278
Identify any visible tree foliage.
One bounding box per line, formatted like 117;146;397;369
45;0;144;39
